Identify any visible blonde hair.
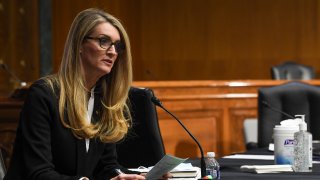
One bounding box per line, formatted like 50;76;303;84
45;8;132;143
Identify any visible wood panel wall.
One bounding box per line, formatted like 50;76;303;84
1;0;320;95
0;0;39;95
52;0;320;81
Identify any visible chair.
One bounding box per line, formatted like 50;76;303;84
257;81;320;148
0;149;6;180
116;87;165;168
271;61;315;80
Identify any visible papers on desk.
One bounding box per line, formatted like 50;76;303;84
129;154;200;179
226;154;294;173
240;165;293;174
222;154;320;164
224;153;319;174
170;163;201;178
222;154;274;160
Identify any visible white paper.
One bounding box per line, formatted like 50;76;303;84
128;167;150;173
171;163;196;172
222;153;320;163
145;154;187;180
240;164;293;173
222;154;274;160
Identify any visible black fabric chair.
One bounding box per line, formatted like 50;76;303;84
271;61;315;80
258;81;320;148
116;87;165;168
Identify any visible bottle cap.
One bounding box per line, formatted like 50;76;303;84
299;121;307;131
207;152;215;157
295;115;307;131
295;114;305;123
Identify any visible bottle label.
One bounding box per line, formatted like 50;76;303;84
284;139;295;145
274;137;295;165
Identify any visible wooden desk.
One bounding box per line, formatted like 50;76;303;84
1;80;320;164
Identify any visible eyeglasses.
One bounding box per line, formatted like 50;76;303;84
85;35;125;54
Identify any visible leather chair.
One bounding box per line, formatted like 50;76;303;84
258;81;320;148
271;61;315;80
116;87;165;168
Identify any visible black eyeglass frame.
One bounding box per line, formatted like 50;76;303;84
85;36;125;54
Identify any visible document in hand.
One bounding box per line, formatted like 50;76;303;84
145;154;187;179
129;154;202;179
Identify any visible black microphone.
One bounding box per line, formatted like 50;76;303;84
151;96;206;178
0;63;28;99
262;101;295;119
0;63;26;87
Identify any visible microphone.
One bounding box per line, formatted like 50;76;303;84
0;63;26;87
151;96;206;178
262;101;295;119
0;62;28;99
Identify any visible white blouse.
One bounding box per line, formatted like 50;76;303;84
85;87;95;152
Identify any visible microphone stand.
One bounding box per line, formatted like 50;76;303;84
151;96;206;178
0;63;28;99
0;63;23;85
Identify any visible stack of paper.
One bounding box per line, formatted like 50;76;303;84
223;154;274;160
240;164;293;174
170;163;200;178
129;162;201;179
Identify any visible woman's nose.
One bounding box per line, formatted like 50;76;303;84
106;44;117;54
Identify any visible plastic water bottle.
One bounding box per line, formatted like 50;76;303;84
293;115;312;172
205;152;220;179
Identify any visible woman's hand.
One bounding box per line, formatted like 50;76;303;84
111;174;146;180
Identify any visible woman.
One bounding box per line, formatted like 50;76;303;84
4;8;147;180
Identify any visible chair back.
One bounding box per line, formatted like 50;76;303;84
258;82;320;147
271;61;315;80
116;87;165;168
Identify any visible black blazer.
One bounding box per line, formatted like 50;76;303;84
4;80;122;180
